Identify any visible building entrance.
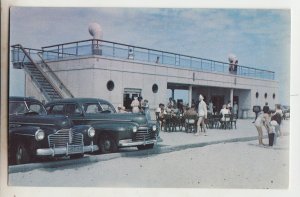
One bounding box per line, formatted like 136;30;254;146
211;95;225;113
123;88;142;110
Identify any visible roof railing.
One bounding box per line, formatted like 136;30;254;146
32;39;274;80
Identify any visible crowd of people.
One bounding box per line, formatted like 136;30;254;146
254;102;284;147
118;95;284;145
119;94;242;136
154;95;240;135
117;96;151;120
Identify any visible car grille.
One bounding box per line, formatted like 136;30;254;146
135;127;153;141
48;129;83;148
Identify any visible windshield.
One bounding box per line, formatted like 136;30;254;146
83;102;116;114
9;101;47;115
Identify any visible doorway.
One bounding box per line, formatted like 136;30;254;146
123;88;142;110
211;95;225;113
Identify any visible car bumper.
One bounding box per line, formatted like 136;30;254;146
118;138;157;147
36;144;99;156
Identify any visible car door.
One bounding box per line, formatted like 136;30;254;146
63;103;90;125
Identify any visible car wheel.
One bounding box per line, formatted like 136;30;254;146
137;143;154;150
70;154;84;159
98;134;118;154
14;143;30;165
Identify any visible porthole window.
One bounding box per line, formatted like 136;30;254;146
264;93;268;99
255;92;259;98
106;80;114;91
152;84;158;93
273;93;276;99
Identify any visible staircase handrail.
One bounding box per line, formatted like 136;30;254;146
11;44;64;100
36;52;74;98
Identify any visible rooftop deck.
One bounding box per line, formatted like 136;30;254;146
12;39;275;80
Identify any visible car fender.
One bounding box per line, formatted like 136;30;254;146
91;121;139;141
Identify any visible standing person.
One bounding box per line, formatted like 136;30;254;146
156;103;166;131
227;101;232;113
142;99;151;120
270;104;283;144
195;94;207;136
208;100;214;115
254;111;270;146
167;97;174;108
131;97;140;113
233;101;238;118
138;96;143;111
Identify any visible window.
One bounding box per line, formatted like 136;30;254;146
152;84;158;93
107;80;114;91
48;105;64;115
100;102;116;113
28;102;47;115
65;103;82;115
273;93;276;99
264;93;268;99
9;102;26;115
83;103;102;114
255;92;259;98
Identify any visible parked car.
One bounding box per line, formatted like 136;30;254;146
8;97;98;165
45;98;159;154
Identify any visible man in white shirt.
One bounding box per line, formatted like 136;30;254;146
195;94;208;136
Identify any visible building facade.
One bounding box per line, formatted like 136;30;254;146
13;39;278;119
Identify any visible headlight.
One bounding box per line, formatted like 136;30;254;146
35;129;45;141
88;127;96;137
132;126;138;133
152;125;157;131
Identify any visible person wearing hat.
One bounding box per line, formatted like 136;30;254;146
195;94;208;136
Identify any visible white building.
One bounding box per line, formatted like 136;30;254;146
12;37;278;119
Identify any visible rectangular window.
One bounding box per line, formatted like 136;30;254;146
49;105;64;115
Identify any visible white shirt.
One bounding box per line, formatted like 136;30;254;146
198;100;207;117
220;108;230;121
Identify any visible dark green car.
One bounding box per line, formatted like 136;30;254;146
45;98;159;153
9;97;98;165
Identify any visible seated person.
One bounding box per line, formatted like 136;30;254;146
184;104;197;117
220;104;230;121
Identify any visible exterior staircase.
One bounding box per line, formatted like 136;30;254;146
11;44;73;101
24;62;62;100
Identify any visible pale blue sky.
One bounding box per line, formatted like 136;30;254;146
10;7;290;104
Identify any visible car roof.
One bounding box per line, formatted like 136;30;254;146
46;98;110;105
9;96;42;103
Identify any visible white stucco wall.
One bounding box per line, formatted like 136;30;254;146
25;55;279;119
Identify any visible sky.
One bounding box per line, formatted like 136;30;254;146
9;7;291;105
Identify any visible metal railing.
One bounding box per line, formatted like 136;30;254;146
11;44;74;100
28;39;275;80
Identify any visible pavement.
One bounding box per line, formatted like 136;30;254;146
8;119;290;174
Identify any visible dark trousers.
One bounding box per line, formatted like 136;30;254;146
268;133;275;146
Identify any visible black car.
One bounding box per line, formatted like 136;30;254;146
45;98;159;153
8;97;98;165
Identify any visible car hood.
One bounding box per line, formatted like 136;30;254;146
9;114;72;129
92;112;148;125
